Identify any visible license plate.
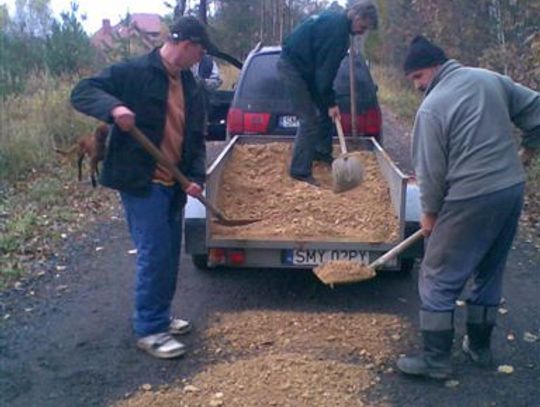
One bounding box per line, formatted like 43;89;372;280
283;249;369;266
278;115;299;128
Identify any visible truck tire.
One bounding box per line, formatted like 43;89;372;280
191;254;209;270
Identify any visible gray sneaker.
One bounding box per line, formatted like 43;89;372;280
137;332;186;359
169;318;192;335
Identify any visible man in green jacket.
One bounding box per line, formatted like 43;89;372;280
277;1;378;186
397;35;540;379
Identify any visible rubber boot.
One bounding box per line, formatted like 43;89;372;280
462;304;496;368
397;311;454;379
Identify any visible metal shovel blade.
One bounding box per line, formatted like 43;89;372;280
332;152;364;193
313;260;376;286
314;230;424;286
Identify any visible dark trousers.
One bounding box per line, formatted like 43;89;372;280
277;57;333;177
419;183;524;312
120;183;183;337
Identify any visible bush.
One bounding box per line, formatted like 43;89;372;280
0;72;95;182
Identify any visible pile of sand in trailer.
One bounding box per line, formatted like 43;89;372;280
211;142;399;242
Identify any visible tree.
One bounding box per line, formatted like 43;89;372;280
211;0;331;58
13;0;53;37
45;2;96;75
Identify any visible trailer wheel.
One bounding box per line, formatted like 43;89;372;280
191;254;209;270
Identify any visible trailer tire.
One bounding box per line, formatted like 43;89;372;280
192;254;209;270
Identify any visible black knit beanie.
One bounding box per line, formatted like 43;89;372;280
403;35;448;75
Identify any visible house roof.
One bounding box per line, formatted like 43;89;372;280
129;13;161;34
91;13;164;52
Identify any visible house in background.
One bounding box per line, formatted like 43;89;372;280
91;13;167;62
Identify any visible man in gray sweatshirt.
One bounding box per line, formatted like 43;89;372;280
396;35;540;379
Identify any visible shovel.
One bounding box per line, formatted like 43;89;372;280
313;229;424;285
331;118;364;193
128;126;260;227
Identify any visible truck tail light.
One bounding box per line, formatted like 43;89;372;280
340;107;382;139
364;107;382;136
243;112;270;134
228;249;246;266
227;108;244;134
208;248;226;265
340;114;353;136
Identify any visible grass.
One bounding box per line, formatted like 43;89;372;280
0;72;96;182
0;165;118;291
0;72;115;290
371;64;421;124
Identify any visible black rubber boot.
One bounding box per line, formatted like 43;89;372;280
462;304;496;368
397;311;454;379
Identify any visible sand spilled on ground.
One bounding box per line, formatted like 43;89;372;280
115;354;383;407
211;142;400;242
114;311;412;407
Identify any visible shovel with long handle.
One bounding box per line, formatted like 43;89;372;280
349;38;358;138
313;229;424;285
367;229;424;270
128;126;260;227
331;118;364;193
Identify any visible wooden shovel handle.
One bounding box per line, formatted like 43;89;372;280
349;39;358;138
369;229;424;270
128;126;227;222
335;119;348;155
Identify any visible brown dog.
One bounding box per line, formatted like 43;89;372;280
56;124;109;187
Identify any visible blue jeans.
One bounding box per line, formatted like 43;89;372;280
419;183;524;312
277;57;333;178
120;184;183;337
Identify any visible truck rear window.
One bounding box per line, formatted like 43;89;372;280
237;54;287;102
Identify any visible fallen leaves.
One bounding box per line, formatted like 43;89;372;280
497;365;515;374
523;332;540;343
0;165;120;291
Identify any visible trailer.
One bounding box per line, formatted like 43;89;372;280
185;135;423;273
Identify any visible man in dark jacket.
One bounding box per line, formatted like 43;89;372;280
277;0;378;186
71;16;212;359
396;36;540;379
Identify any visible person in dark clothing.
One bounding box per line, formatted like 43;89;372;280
396;36;540;379
277;0;378;186
70;16;213;359
192;54;222;137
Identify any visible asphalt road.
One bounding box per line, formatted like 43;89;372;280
1;114;539;406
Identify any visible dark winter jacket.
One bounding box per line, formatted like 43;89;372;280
281;10;351;108
71;48;206;198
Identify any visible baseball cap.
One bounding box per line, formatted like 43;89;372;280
169;16;218;54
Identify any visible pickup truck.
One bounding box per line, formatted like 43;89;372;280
184;135;423;273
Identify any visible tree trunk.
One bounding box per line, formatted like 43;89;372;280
199;0;207;24
174;0;187;18
260;0;265;42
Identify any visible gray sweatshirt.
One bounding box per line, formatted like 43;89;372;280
412;60;540;214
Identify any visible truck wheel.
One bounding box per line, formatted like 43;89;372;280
191;254;209;270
